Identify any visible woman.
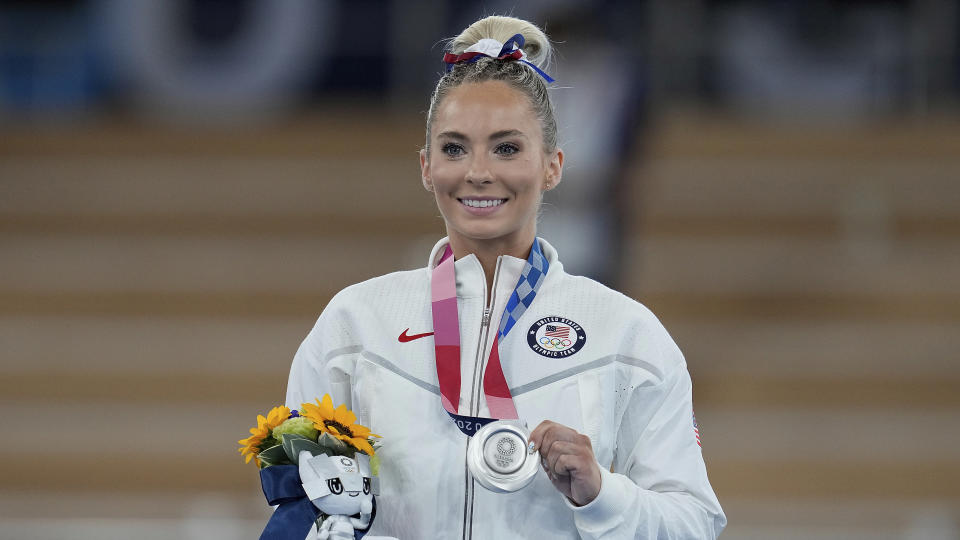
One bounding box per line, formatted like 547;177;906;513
286;15;725;539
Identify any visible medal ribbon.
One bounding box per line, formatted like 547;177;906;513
431;240;549;437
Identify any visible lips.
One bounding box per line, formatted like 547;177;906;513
458;197;507;209
457;197;507;216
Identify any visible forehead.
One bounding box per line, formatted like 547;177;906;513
433;80;540;139
333;456;358;475
307;454;361;479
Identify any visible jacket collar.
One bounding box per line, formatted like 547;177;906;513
426;237;560;299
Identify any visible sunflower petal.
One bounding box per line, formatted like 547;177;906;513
319;395;335;418
351;437;375;456
239;404;299;468
267;406;290;425
333;404;357;426
350;425;371;438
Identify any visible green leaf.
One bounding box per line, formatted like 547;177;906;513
257;444;292;468
282;433;329;464
317;432;350;455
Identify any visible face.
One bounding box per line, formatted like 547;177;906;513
420;80;562;253
303;453;375;516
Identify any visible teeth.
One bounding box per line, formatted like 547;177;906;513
462;199;504;208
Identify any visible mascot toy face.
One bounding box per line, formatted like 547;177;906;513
299;451;377;516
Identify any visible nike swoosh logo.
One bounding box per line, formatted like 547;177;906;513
398;328;434;342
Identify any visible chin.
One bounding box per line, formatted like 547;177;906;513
454;229;527;246
452;222;508;239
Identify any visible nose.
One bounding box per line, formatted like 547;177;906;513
465;154;494;185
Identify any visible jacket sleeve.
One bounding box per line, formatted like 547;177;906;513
567;361;726;539
285;292;358;411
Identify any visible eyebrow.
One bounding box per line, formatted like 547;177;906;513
436;129;527;141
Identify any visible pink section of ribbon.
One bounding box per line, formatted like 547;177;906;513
431;244;518;423
431;298;460;347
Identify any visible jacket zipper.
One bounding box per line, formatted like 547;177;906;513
462;257;502;540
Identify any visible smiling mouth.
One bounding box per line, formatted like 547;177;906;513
347;491;360;497
459;198;507;208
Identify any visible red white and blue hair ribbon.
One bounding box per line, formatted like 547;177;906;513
443;33;556;83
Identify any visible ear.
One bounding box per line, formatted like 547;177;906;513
299;452;334;501
420;148;433;192
355;452;371;476
543;148;564;191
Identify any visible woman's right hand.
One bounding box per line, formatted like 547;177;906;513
529;419;603;507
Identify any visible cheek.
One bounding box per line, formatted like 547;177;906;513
497;162;543;193
428;162;460;189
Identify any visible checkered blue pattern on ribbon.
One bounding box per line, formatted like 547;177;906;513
497;239;549;341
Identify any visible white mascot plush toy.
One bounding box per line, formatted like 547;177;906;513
298;451;395;540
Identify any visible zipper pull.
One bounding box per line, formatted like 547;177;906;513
481;308;491;327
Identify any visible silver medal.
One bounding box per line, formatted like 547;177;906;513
467;420;539;493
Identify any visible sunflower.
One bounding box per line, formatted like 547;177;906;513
300;394;380;456
238;405;291;467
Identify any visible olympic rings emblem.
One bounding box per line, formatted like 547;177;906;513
528;317;586;358
539;336;573;349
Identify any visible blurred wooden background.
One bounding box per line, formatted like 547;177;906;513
1;110;959;539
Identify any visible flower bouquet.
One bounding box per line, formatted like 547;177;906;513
239;395;382;540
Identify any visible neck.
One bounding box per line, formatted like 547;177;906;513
447;233;535;298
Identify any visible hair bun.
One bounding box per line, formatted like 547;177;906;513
450;15;552;69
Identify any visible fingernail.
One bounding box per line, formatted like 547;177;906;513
527;441;536;454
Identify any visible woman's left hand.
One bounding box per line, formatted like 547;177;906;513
529;420;602;506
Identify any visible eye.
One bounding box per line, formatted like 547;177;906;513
441;142;465;157
327;478;343;495
363;477;371;495
494;143;519;156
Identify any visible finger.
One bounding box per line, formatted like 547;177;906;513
531;420;579;448
538;423;581;463
536;426;560;474
550;445;593;475
558;453;602;506
528;420;558;452
544;439;589;476
545;431;596;476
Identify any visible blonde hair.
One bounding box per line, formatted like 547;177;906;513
425;15;557;153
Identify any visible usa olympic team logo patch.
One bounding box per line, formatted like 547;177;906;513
527;317;586;358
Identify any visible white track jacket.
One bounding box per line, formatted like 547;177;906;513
286;238;726;539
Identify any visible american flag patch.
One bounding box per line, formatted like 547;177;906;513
693;410;701;447
544;325;569;338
